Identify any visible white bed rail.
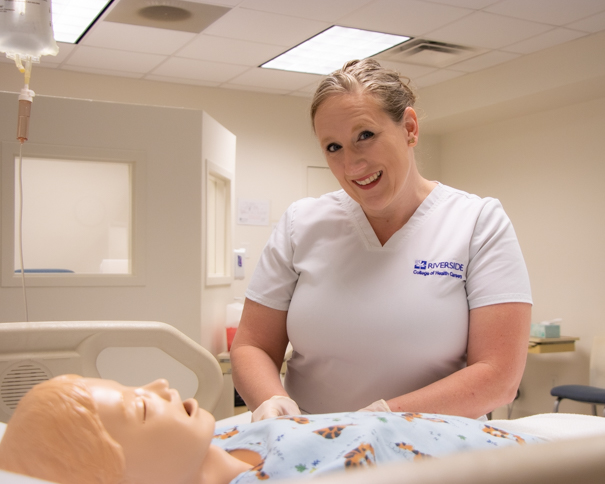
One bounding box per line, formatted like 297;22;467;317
0;321;223;423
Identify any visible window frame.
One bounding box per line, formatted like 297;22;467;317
1;141;146;287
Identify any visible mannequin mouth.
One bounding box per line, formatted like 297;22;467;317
183;399;198;417
354;170;382;187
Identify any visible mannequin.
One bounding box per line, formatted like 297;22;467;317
0;375;544;484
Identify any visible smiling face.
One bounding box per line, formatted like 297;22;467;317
313;92;420;221
85;378;214;484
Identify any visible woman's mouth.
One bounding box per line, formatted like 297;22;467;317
354;170;382;187
183;398;198;417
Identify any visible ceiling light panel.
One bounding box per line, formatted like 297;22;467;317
52;0;113;44
261;26;411;75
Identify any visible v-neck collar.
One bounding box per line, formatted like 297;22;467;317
338;183;448;250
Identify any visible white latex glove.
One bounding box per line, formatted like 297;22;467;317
251;395;301;422
357;399;391;412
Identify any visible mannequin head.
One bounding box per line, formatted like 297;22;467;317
0;375;124;484
0;375;219;484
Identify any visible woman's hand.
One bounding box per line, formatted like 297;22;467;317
251;396;301;421
357;399;391;412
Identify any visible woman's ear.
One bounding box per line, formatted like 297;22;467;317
403;107;419;146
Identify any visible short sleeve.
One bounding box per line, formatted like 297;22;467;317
245;204;300;311
466;199;532;309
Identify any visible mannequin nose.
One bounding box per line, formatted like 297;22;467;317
143;379;172;400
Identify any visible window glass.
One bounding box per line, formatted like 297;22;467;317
14;157;131;274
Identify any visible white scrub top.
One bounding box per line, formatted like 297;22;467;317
246;184;532;413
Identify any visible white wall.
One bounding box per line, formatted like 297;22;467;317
0;93;205;344
419;31;605;417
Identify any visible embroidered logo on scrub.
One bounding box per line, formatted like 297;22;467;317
414;260;464;279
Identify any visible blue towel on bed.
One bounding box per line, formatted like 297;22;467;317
213;412;546;482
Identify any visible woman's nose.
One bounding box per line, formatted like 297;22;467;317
343;150;366;176
143;379;172;400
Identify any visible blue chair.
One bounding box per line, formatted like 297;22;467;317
551;335;605;417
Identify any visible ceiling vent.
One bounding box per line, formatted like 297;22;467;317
105;0;231;33
375;39;486;68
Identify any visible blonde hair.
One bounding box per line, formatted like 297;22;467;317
0;375;126;484
311;58;417;128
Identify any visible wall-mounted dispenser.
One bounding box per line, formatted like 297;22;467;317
234;248;246;280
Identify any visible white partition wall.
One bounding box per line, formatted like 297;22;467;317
0;93;223;351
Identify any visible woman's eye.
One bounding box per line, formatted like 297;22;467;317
326;143;341;153
359;130;374;141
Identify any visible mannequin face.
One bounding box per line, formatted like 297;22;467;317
84;378;214;484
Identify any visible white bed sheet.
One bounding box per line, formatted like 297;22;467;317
215;411;605;442
2;413;605;484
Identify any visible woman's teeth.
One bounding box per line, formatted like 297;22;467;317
355;171;382;186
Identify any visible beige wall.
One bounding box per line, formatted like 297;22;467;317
418;31;605;418
439;96;605;418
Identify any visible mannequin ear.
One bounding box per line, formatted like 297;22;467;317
403;107;419;146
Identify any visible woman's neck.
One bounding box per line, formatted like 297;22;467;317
366;176;437;246
197;445;252;484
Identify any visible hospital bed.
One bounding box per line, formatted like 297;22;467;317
0;321;604;484
0;320;223;423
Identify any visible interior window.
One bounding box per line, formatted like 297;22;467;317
14;157;131;275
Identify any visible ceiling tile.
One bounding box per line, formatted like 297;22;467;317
427;11;552;49
192;0;245;7
60;65;145;79
337;0;473;37
144;74;221;87
290;90;314;98
295;80;323;94
16;0;604;96
414;68;465;88
227;67;323;90
239;0;374;22
567;11;605;33
151;57;250;82
64;46;167;73
81;22;196;55
447;50;520;72
221;83;291;95
424;0;500;8
176;34;283;65
485;0;605;26
39;42;77;65
502;28;587;54
374;59;438;80
203;8;329;46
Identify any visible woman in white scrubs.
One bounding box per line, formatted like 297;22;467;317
231;59;532;421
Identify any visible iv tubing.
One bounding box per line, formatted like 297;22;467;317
17;144;29;322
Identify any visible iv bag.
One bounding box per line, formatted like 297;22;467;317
0;0;59;61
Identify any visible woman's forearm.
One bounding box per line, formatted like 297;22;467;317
231;344;289;412
387;302;531;418
386;361;519;418
230;298;292;412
